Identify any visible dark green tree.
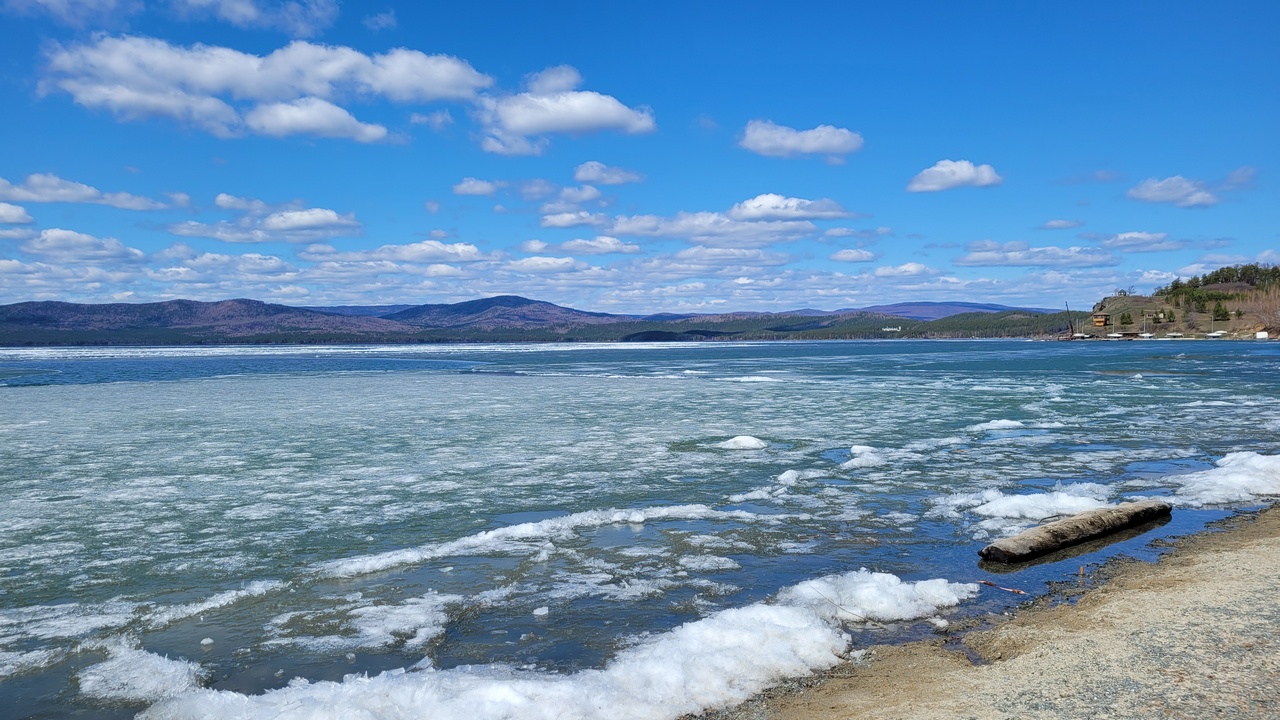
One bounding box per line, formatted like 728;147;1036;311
1119;312;1133;326
1213;301;1230;321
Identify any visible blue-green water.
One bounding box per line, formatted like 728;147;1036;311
1;340;1277;719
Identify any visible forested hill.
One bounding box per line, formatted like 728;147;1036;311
0;296;1070;345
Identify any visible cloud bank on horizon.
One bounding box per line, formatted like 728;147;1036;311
0;1;1274;312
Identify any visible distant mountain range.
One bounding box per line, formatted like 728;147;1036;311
0;295;1071;345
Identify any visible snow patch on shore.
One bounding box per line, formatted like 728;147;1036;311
138;570;977;720
1162;452;1280;506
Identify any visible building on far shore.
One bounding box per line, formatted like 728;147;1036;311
1091;312;1110;327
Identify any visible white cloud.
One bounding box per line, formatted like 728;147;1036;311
525;65;583;95
1039;219;1083;230
825;226;892;240
907;160;1003;192
830;248;877;262
0;227;38;240
1221;166;1257;190
1126;175;1217;208
874;262;938;278
300;239;488;263
573;160;643;185
171;0;339;37
20;228;145;263
518;179;557;201
954;240;1118;267
1097;231;1183;252
43;35;492;141
504;256;588;274
559;236;640;254
0;202;34;224
260;208;358;231
410;110;453;130
362;8;396;31
541;211;607;228
151;250;297;284
476;65;655;156
739;120;863;159
245;97;388;142
611;212;817;248
535;210;604;226
727;193;854;221
558;185;602;204
170;198;359;243
632;246;792;277
214;192;277;214
520;239;548;253
0;173;165;209
452;177;502;196
3;0;141;26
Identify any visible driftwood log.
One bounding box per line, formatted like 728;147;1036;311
979;499;1173;563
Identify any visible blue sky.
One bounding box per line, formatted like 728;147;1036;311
0;1;1275;312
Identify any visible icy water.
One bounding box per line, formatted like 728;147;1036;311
2;340;1279;719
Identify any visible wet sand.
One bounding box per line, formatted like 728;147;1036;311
750;506;1280;719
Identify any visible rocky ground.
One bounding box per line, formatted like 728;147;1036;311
732;506;1279;719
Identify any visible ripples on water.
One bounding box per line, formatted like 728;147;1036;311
1;340;1278;718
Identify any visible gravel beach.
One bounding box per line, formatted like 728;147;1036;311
753;506;1280;719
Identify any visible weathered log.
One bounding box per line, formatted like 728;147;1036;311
979;499;1173;563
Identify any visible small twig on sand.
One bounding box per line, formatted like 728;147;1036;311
979;580;1027;595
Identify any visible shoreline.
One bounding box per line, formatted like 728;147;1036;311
725;504;1279;719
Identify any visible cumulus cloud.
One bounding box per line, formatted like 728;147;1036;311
738;120;863;159
727;193;855;221
907;160;1003;192
1096;231;1183;252
573;160;643;185
628;246;792;279
0;173;165;209
518;179;557;201
245;97;387;142
0;202;34;224
541;211;607;228
954;240;1119;267
503;256;588;274
1126;175;1217;208
299;239;488;263
558;185;602;204
874;262;938;278
20;228;145;263
1039;219;1083;230
476;65;655;155
260;208;358;231
171;0;339;37
42;35;492;141
830;248;877;262
170;195;359;243
452;177;502;196
559;236;640;254
611;212;817;248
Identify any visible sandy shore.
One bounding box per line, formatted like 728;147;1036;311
746;506;1280;719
